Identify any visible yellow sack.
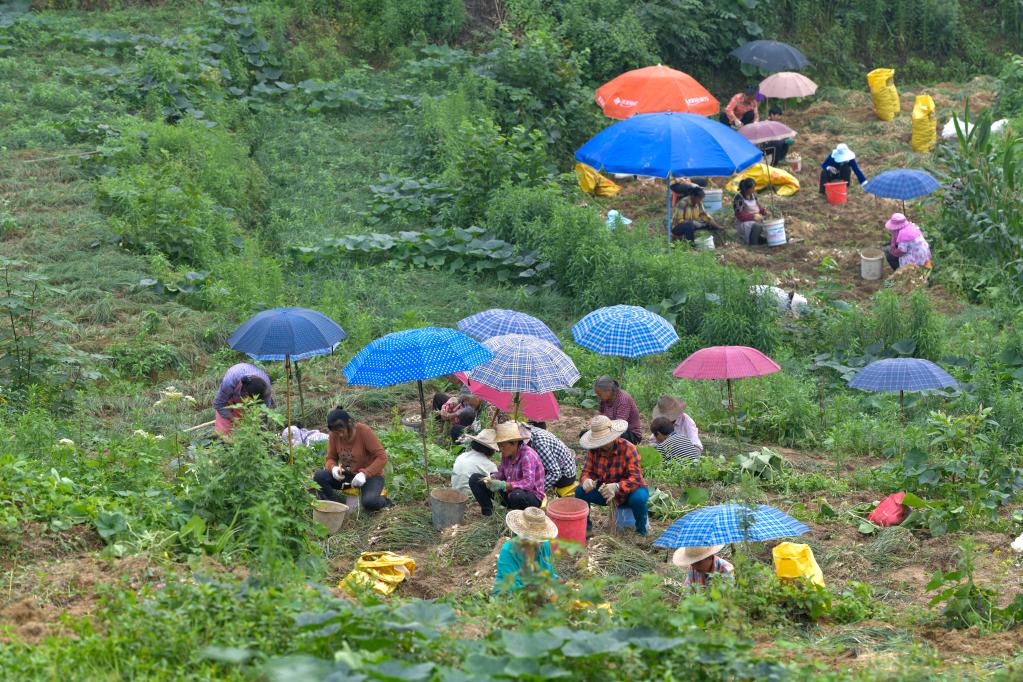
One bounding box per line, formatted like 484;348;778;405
575;163;621;198
725;164;801;197
911;94;937;152
773;542;824;587
867;68;899;121
339;551;416;596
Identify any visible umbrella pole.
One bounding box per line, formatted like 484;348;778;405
295;360;305;421
514;392;521;422
286;355;294;465
728;378;739;444
900;389;906;426
619;356;626;384
666;173;673;245
417;380;431;492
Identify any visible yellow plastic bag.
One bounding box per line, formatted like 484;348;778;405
911;94;937;152
725;164;801;197
867;68;899;121
339;551;416;595
575;163;621;198
773;542;825;587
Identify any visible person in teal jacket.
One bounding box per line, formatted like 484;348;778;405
493;507;559;595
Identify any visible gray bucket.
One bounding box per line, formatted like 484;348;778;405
430;487;468;530
313;500;349;534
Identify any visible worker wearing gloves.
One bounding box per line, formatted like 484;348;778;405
469;421;546;515
575;415;650;536
312;407;392;511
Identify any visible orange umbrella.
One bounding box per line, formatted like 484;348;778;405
595;65;719;119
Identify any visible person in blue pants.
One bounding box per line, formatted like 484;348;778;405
574;415;650;536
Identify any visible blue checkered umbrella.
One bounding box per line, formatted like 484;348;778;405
653;504;810;549
849;358;957;424
457;309;561;347
864;169;940;210
572;305;679;358
469;334;580;395
229;307;346;361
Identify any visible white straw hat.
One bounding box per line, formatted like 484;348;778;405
671;544;725;567
505;507;558;541
494;421;529;444
465;428;498;450
579;415;628;449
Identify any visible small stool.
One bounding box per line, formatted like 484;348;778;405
555;482;577;498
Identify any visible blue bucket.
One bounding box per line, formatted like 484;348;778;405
616;506;636;530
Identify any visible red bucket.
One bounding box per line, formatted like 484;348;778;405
824;181;848;205
547;497;588;549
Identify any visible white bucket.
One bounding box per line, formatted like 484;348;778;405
764;218;786;246
703;188;723;214
695;234;715;250
313;500;349;534
860;248;884;280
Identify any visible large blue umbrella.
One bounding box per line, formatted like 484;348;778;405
572;305;678;358
653;503;810;549
469;334;580;416
864;169;941;212
848;357;957;423
574;112;762;241
344;328;493;479
228;307;347;461
457;309;561;347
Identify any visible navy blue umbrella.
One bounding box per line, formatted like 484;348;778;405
229;307;347;461
864;169;941;212
575;113;762;242
731;40;810;74
849;358;958;423
344;328;493;480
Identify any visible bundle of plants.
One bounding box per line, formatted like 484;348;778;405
445;516;506;566
586;536;657;579
370;507;437;550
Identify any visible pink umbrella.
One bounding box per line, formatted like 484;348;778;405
758;71;818;99
673;346;780;439
454;372;560;422
738;121;797;145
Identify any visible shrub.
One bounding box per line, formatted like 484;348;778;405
335;0;465;61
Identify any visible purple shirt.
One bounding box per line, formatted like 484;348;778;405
493;444;546;501
213;363;273;419
599;388;643;435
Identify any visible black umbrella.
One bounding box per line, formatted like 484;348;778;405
731;40;809;73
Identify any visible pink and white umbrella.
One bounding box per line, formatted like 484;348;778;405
738;121;797;145
673;346;780;439
758;71;818;99
454;372;560;422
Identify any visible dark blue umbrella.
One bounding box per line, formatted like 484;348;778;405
344;328;493;480
848;358;958;423
229;307;346;361
864;169;941;212
228;307;347;461
457;309;561;347
731;40;810;73
653;504;810;549
575;112;762;242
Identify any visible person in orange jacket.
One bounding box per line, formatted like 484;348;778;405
312;408;393;511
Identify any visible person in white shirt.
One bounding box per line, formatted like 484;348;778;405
451;429;499;495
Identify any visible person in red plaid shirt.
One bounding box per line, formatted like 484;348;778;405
574;415;650;536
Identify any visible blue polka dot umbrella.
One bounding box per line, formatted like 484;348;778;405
344;327;493;480
457;308;561;347
848;357;957;424
653;503;810;549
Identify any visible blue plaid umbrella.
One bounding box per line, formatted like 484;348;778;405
457;309;561;347
344;328;493;480
469;334;580;395
572;305;679;358
849;358;957;423
653;504;810;549
228;307;347;461
864;169;941;211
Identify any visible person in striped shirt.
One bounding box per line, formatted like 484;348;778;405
650;417;700;464
525;422;578;495
212;362;272;436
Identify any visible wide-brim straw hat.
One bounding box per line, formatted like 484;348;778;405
885;212;908;232
506;507;558;542
831;143;855;163
579;415;628;450
494;420;529;444
672;544;725;567
466;428;498;450
652;395;685;423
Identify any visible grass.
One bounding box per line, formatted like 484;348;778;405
445;515;507;566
